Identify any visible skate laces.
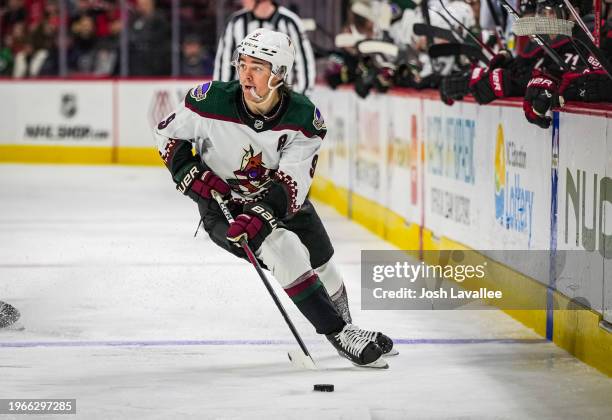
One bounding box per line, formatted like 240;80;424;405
353;325;379;342
337;324;372;357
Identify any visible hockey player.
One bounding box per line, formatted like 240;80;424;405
155;28;395;368
0;301;20;328
441;0;612;125
521;0;612;128
213;0;315;96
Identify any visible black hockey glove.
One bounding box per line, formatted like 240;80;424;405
374;67;394;93
414;73;442;90
523;71;561;129
439;72;470;105
468;67;517;104
324;53;355;89
488;50;514;70
175;162;231;203
226;202;277;251
354;58;377;98
393;63;416;88
559;69;612;102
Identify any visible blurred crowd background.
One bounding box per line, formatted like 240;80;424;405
0;0;343;77
1;0;610;119
318;0;611;127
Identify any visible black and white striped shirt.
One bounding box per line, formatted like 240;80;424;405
213;5;316;95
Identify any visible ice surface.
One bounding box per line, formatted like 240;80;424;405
0;164;610;419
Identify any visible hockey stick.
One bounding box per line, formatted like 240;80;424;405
498;0;571;71
335;32;366;48
560;0;612;79
483;0;508;48
562;0;593;40
426;8;491;64
428;42;490;64
421;0;435;47
356;40;399;59
511;15;593;70
211;191;317;370
435;1;496;57
413;23;460;43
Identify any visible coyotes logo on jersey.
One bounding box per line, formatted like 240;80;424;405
228;145;272;194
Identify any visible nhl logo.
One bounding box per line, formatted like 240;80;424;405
254;120;264;130
61;93;77;119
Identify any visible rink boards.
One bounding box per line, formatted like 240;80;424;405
0;79;610;375
309;87;612;376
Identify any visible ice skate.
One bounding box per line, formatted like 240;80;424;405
326;324;388;369
356;327;398;356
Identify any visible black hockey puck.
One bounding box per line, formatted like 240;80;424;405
313;384;334;392
0;301;20;328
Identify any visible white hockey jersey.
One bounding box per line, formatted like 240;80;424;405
154;80;326;216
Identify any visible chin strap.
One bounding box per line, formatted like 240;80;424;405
244;75;284;116
250;75;284;103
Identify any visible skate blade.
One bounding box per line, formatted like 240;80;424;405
383;348;399;357
352;357;389;369
288;351;318;370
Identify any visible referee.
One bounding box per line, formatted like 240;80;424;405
213;0;316;95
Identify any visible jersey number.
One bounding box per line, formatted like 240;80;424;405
309;154;318;178
158;113;176;130
564;53;579;67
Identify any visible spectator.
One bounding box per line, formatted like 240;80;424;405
213;0;316;95
180;33;213;77
7;20;28;73
70;0;95;20
1;0;27;39
94;0;121;39
23;10;59;76
68;8;118;75
25;0;46;31
0;35;14;75
69;13;98;73
128;0;170;76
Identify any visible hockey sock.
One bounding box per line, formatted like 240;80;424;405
331;284;352;324
284;272;345;335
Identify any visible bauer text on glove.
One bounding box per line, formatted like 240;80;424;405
176;163;231;203
522;72;561;129
226;202;277;250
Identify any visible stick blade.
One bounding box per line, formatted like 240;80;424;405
513;16;574;36
334;33;364;48
356;40;399;58
288;351;318;370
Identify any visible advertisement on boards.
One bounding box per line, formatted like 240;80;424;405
354;95;386;202
311;88;353;189
386;95;421;225
487;106;550;251
423;99;480;248
557;113;608;311
0;82;113;146
118;81;200;147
